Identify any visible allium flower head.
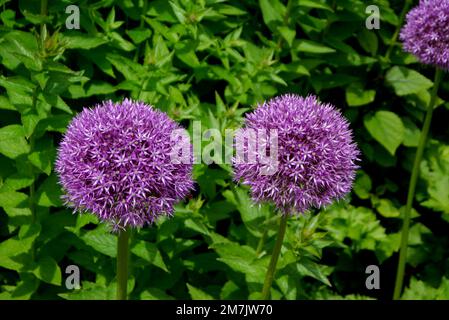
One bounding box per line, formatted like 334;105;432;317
400;0;449;70
233;94;359;214
56;99;194;229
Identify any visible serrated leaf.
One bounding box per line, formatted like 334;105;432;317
420;142;449;214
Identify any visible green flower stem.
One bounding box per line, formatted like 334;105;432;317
393;68;443;300
385;0;412;60
116;228;130;300
261;214;288;300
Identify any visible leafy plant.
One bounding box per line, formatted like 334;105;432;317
1;0;448;300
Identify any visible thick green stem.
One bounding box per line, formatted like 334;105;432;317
261;214;288;300
393;68;443;300
385;0;412;60
116;228;130;300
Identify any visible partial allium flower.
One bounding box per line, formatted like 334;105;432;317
56;99;194;229
400;0;449;70
233;94;359;214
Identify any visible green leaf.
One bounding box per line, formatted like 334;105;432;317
32;256;62;286
277;26;296;47
184;218;210;236
325;205;387;251
169;1;186;24
73;213;99;232
279;62;310;77
353;171;372;200
2;173;35;191
0;125;30;159
0;190;28;208
175;41;200;67
364;111;405;155
131;240;168;272
375;199;400;218
34;115;71;138
36;174;63;207
403;277;449;300
21;113;41;138
296;259;331;287
28;146;56;175
222;187;268;237
0;31;41;71
140;288;175;300
0;225;39;271
297;0;333;11
403;118;421;147
385;66;433;96
420;142;449;214
63;34;108;49
106;53;144;81
211;240;266;281
357;29;378;56
109;32;136;51
186;283;214;300
259;0;283;29
0;95;15;111
9;273;39;299
59;281;113;300
126;27;152;44
81;226;117;258
311;74;357;91
294;40;336;54
346;83;376;107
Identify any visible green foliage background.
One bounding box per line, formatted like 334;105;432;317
0;0;449;300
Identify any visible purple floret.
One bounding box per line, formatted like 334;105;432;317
400;0;449;70
233;94;359;214
56;99;194;229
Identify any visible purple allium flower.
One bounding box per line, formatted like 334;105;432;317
400;0;449;70
56;99;194;229
233;94;359;214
